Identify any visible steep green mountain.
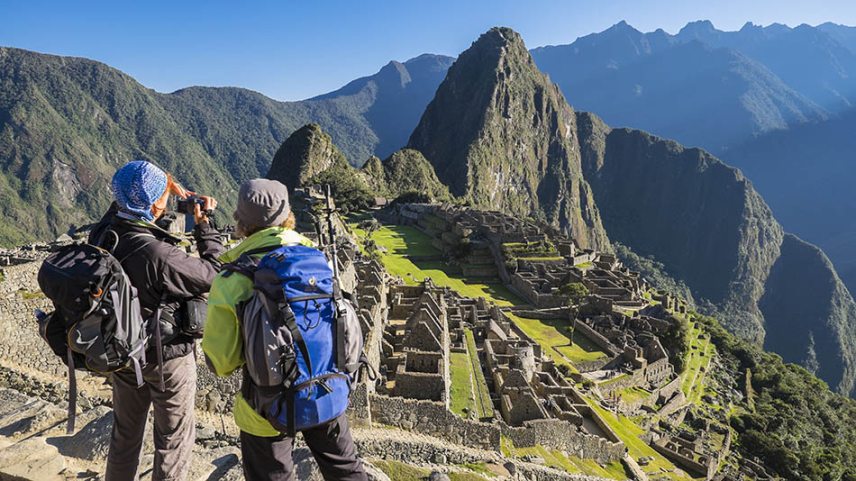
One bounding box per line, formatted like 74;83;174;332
760;234;856;391
266;123;348;191
361;148;451;201
0;47;239;243
576;110;856;396
265;124;449;210
407;27;610;250
407;27;856;396
531;21;826;153
576;112;782;341
0;47;452;244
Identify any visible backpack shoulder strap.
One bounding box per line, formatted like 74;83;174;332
115;233;158;263
222;245;283;279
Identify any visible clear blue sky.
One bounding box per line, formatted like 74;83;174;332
3;0;855;101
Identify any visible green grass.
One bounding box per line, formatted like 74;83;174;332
371;460;491;481
615;386;652;404
349;221;523;306
459;463;496;478
450;351;477;417
599;373;630;386
464;329;494;418
505;314;607;373
371;460;429;481
500;437;627;479
574;261;594;269
587;402;692;480
681;321;712;404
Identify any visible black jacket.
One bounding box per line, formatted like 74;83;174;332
89;207;226;360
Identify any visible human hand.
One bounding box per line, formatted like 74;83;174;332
194;195;217;224
168;175;195;199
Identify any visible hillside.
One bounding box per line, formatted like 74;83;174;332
576;112;856;395
406;27;856;397
0;47;452;245
408;28;610;250
724;108;856;295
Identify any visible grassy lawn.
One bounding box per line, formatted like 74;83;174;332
681;322;712;404
449;351;477;417
349;221;523;307
371;459;490;481
500;437;627;479
587;402;693;480
465;329;495;418
506;314;609;373
616;386;652;404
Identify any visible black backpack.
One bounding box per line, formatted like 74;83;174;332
37;232;156;433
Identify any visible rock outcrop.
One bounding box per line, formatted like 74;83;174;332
361;148;451;202
266;123;349;191
408;27;610;250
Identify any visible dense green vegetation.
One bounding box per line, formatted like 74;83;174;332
696;314;856;480
0;48;452;246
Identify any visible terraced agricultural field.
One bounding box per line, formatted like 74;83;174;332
348;220;523;306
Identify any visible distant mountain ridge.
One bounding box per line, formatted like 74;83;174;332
0;46;453;245
529;20;850;153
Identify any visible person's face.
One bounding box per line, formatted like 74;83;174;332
151;189;170;220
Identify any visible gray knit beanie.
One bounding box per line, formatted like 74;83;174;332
234;179;291;228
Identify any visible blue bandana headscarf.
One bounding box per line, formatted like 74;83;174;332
111;160;168;222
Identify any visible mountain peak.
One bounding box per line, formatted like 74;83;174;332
266;123;347;191
677;19;718;38
605;20;641;34
408;27;610;249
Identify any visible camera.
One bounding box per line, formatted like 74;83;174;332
176;195;210;216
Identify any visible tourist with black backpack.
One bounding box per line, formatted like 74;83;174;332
202;178;368;481
39;160;225;481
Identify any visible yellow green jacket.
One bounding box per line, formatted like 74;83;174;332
202;226;313;437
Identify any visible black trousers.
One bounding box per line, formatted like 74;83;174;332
240;414;367;481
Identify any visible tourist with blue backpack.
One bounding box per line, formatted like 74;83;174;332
203;178;368;481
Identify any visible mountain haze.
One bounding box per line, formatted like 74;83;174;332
531;21;828;153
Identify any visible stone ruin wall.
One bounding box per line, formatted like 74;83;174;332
368;394;625;464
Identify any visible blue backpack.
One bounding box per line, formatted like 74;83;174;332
224;245;367;433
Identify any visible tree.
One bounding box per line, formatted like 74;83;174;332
560;282;589;305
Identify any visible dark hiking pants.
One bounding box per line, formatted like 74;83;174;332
105;353;197;481
240;414;367;481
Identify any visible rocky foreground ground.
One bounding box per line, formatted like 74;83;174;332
0;363;614;481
